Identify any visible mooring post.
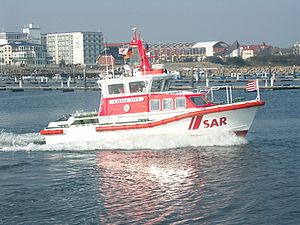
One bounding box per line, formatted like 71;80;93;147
83;69;87;89
191;67;194;88
206;73;209;87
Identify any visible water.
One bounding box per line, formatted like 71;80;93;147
0;89;299;224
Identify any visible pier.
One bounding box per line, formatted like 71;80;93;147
0;86;100;92
1;82;300;92
1;63;300;92
170;84;300;91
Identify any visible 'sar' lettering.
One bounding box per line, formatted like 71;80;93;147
203;117;227;128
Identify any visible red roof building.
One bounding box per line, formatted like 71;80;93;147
240;44;271;59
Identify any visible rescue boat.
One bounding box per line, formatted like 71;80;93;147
40;29;265;145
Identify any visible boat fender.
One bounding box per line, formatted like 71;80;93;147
124;104;130;112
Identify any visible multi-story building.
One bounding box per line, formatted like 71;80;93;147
22;23;41;44
0;32;29;45
0;41;46;66
150;42;197;62
46;32;104;65
293;42;300;55
0;23;45;66
150;41;229;62
0;23;41;45
240;44;271;59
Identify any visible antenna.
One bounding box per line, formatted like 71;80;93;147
103;38;109;77
132;27;137;40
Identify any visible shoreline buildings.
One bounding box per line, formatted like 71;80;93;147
0;24;46;66
1;23;298;68
149;41;229;63
0;24;104;67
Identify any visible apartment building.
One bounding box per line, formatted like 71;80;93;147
46;32;104;65
0;41;46;66
0;23;45;66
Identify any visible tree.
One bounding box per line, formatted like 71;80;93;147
225;57;246;66
59;59;66;68
246;55;300;66
205;56;224;65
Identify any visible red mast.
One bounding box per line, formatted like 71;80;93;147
129;28;152;72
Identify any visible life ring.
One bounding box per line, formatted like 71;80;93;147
123;104;130;112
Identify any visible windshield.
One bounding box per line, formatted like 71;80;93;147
150;79;172;92
189;96;208;106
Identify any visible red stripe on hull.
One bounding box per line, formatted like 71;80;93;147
40;129;64;135
192;115;203;130
188;116;195;130
96;100;265;132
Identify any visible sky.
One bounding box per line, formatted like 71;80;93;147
0;0;299;47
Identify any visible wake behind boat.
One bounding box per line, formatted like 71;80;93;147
40;29;265;146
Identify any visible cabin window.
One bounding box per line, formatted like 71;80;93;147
175;97;186;109
72;119;98;125
150;99;160;111
108;83;125;95
190;96;207;106
163;79;172;91
151;79;172;92
162;98;173;110
56;114;71;122
129;81;147;93
151;79;163;92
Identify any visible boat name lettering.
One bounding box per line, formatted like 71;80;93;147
109;97;144;104
203;117;227;128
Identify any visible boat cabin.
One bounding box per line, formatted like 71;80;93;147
98;74;213;117
97;28;214;117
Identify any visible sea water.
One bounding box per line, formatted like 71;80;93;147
0;89;299;224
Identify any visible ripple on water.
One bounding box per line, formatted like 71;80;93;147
96;149;216;224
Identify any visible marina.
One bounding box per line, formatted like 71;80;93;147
1;70;300;91
1;81;300;91
2;63;300;92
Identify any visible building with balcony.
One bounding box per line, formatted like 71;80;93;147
0;41;46;66
150;41;229;62
293;42;300;55
22;23;41;44
0;32;29;45
46;32;104;65
0;23;42;45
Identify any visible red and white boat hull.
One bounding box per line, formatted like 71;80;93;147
42;100;263;145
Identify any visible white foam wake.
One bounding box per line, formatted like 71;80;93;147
0;131;43;150
0;130;247;152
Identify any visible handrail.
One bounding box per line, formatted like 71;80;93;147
197;85;233;104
